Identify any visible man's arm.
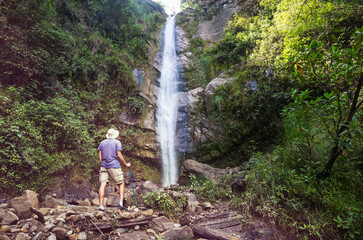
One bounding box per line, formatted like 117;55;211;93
117;151;131;168
98;151;102;164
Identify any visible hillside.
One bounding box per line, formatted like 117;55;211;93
0;0;166;194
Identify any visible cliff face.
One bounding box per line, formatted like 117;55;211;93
175;0;248;156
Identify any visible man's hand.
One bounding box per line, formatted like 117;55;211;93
126;162;131;168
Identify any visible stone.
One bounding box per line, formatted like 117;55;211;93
15;233;30;240
0;209;5;221
138;180;160;195
46;233;57;240
117;212;133;220
205;77;230;96
68;234;78;240
106;193;119;207
134;225;140;230
79;199;91;206
44;223;55;232
0;235;10;240
21;190;39;208
28;219;44;233
114;228;127;234
66;215;79;222
78;232;87;240
0;225;10;233
41;196;59;208
162;226;194;240
1;210;19;225
38;208;50;216
200;202;213;210
183;159;225;183
144;209;153;216
146;229;157;237
10;197;32;220
92;197;107;206
184;192;200;213
149;216;174;232
52;227;68;240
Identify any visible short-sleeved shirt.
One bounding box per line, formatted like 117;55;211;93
97;138;123;168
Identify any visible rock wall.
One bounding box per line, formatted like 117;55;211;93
175;0;242;155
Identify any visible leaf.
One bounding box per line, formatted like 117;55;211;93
293;188;298;194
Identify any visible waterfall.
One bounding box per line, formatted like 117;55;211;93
156;17;179;186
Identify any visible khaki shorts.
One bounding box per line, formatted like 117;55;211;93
99;167;124;184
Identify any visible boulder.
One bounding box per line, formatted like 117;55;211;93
106;193;119;207
162;226;194;240
138;181;160;195
183;159;224;183
41;196;59;208
10;197;32;219
22;190;39;208
149;216;174;232
1;210;19;225
205;77;230;96
79;199;91;206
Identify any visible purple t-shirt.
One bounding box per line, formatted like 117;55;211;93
97;138;123;168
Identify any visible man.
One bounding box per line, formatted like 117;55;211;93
98;128;131;211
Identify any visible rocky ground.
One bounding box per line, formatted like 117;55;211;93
0;160;281;240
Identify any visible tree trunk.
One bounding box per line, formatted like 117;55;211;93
318;77;362;179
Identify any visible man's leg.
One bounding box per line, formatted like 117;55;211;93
118;182;125;207
99;182;107;209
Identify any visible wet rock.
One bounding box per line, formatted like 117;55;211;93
10;197;32;220
1;210;19;225
21;190;39;208
162;226;194;240
183;159;224;183
149;216;174;232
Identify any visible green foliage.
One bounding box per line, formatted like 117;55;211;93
143;191;186;219
0;0;165;194
189;174;232;203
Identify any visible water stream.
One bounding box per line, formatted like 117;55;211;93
156;16;179;186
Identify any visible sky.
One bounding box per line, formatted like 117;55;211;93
153;0;181;15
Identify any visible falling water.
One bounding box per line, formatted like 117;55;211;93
156;17;179;186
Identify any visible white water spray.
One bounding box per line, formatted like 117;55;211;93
156;17;179;186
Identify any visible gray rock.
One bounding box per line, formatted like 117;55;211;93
77;232;87;240
46;233;56;240
41;196;59;208
106;193;119;207
205;77;230;96
10;197;32;220
149;216;174;232
44;223;55;232
78;199;91;206
183;159;224;183
162;226;194;240
1;210;18;225
21;190;39;208
15;233;30;240
138;181;160;195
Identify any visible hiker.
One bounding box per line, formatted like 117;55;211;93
98;128;131;211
